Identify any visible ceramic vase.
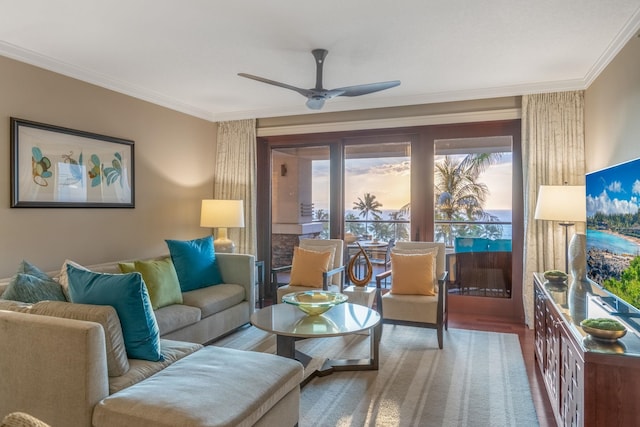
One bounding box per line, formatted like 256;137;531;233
567;233;593;324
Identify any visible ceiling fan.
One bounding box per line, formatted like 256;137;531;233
238;49;401;110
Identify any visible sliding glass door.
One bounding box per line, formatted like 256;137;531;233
257;119;523;320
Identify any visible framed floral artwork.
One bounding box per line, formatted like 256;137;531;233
10;118;134;208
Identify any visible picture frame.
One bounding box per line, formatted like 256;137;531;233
10;118;135;208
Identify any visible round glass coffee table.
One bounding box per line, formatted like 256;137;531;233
250;302;381;381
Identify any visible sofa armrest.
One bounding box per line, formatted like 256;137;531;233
216;253;256;309
0;310;109;427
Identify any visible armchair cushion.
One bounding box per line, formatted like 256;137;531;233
390;252;436;296
289;246;334;288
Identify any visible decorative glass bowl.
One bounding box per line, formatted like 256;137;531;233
580;318;627;342
282;290;348;316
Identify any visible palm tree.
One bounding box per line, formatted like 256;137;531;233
434;153;501;246
388;210;410;241
345;212;366;235
353;193;383;238
314;208;330;238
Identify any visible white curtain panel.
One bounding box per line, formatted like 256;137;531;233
214;119;257;256
521;91;585;327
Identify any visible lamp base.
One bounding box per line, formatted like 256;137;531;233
214;239;235;253
214;228;236;253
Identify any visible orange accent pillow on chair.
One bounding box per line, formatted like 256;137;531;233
390;252;436;296
289;246;333;288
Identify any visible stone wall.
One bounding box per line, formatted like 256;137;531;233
271;232;320;267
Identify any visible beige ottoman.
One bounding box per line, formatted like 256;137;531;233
93;346;303;427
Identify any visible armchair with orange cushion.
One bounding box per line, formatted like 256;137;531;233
374;241;448;349
272;238;345;304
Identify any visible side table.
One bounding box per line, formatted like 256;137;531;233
343;285;376;307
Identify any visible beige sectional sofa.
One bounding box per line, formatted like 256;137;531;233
0;254;303;426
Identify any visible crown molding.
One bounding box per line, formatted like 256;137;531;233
0;41;216;121
583;7;640;87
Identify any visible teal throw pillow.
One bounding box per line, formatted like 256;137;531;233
2;273;66;303
165;235;223;292
66;264;163;362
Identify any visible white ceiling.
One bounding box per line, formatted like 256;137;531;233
2;1;640;122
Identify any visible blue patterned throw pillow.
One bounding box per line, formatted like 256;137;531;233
2;273;66;303
1;260;66;303
165;235;223;292
66;264;163;362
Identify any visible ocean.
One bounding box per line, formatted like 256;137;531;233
586;229;640;256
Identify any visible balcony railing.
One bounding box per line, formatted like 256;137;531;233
313;218;512;247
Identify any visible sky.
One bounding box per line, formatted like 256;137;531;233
586;157;640;217
312;153;513;213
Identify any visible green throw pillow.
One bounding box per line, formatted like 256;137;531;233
66;264;163;362
119;258;183;309
2;273;66;303
165;235;223;292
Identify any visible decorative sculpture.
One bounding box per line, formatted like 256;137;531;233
347;242;373;287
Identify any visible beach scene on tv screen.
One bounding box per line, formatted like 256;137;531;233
586;157;640;309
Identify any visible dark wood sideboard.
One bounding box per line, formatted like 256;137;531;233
534;273;640;427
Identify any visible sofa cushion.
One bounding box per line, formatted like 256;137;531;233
108;339;202;394
0;300;32;312
181;283;245;318
29;301;130;377
1;273;66;303
67;265;163;362
165;235;223;292
94;346;303;427
153;303;201;336
119;258;183;310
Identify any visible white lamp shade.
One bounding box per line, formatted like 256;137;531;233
200;200;245;228
534;185;586;222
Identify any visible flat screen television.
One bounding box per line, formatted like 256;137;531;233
586;157;640;311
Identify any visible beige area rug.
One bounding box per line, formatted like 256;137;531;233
213;324;539;427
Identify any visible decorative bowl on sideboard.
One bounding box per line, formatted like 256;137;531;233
580;318;627;342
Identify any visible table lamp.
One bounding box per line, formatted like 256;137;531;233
534;185;586;273
200;199;245;253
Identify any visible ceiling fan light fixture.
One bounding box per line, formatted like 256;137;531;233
306;97;325;110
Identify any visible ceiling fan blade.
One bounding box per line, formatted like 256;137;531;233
237;73;313;97
335;80;401;97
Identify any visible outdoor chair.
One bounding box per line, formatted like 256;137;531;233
370;238;395;286
272;238;345;303
375;241;448;349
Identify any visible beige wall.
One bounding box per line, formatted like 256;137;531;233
585;35;640;172
0;56;217;277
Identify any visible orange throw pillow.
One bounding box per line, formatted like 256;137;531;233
390;252;436;296
289;246;333;288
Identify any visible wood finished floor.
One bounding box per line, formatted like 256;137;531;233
448;312;556;427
